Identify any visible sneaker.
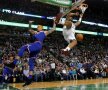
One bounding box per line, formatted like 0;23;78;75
61;49;70;56
22;79;32;87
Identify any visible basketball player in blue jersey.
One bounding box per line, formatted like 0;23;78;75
2;57;19;83
16;19;56;86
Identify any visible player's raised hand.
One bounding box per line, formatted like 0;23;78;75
80;4;88;14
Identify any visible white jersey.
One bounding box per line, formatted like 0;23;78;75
63;23;76;43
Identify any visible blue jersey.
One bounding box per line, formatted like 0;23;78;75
32;31;46;43
18;31;46;58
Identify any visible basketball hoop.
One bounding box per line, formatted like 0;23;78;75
31;0;72;8
55;0;85;24
60;7;70;13
61;0;85;18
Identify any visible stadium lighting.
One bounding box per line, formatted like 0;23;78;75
0;21;108;36
1;8;108;28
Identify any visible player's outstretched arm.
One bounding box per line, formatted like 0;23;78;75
44;19;56;36
29;21;34;29
74;4;88;27
74;13;83;27
67;12;79;17
28;21;37;35
29;29;37;35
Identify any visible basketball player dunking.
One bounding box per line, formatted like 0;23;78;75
57;4;88;55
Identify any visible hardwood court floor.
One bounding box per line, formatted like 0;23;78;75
8;78;108;90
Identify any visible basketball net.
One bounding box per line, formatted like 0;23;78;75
59;0;80;13
60;7;70;13
61;0;85;18
31;0;85;18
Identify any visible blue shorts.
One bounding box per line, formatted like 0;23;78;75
18;41;42;57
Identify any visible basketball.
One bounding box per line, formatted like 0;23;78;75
76;34;84;41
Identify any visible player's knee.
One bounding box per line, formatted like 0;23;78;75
74;40;78;45
70;39;77;45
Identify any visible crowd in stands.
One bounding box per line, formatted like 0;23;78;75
0;30;108;83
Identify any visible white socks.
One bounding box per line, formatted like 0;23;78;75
63;47;71;51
